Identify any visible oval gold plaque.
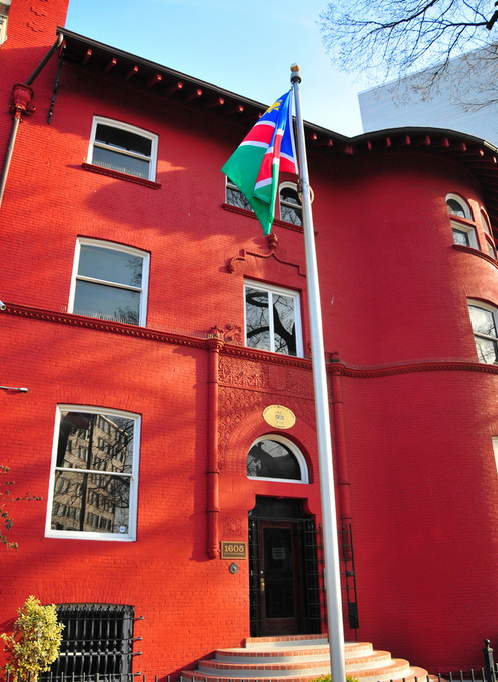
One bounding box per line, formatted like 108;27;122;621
263;405;296;430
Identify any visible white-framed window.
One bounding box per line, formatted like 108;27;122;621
446;194;472;220
88;117;158;181
279;183;302;226
468;301;498;364
225;176;253;212
247;435;308;483
480;211;497;259
46;406;141;541
69;239;149;326
451;222;479;249
446;194;478;248
0;14;8;47
244;281;303;357
492;437;498;475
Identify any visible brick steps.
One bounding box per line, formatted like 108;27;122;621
181;635;430;682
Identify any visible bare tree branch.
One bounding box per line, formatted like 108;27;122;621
319;0;496;84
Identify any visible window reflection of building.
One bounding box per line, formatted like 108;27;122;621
51;411;134;536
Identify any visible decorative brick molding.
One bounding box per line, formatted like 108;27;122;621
452;243;498;269
219;357;270;389
227;237;307;276
5;304;496;378
82;163;161;189
223;518;242;537
4;303;207;349
329;358;498;378
209;323;242;345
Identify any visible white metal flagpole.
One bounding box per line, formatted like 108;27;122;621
290;63;346;682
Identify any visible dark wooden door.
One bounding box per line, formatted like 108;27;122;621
259;520;305;635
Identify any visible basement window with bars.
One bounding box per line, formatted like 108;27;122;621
41;604;137;682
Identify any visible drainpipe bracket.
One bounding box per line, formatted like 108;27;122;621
10;83;35;117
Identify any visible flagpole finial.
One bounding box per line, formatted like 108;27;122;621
290;64;301;84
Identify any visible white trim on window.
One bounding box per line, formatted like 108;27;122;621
279;182;302;226
68;238;149;327
45;405;141;541
446;193;472;220
244;280;303;357
492;437;498;475
480;211;497;259
467;299;498;364
0;14;8;46
247;434;309;484
451;219;479;249
88;117;158;182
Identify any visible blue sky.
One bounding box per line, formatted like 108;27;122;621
65;0;366;137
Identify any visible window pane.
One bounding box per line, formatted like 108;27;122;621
452;229;469;246
469;306;497;337
78;246;143;287
280;187;300;206
246;287;271;351
51;471;130;534
488;241;496;258
247;440;301;480
447;198;466;218
280;187;302;226
74;280;140;324
273;294;297;356
92;146;150;179
475;336;498;364
58;412;135;473
96;124;152;157
227;184;253;211
481;213;491;235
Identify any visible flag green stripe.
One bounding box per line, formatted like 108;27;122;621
222;144;271;234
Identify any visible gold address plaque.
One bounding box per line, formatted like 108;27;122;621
221;541;247;559
263;404;296;430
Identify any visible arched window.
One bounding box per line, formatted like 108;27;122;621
446;194;471;220
247;436;308;483
480;211;497;259
446;194;477;248
279;183;302;226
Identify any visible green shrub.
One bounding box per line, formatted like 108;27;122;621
1;596;64;681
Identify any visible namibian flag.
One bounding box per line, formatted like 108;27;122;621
222;89;298;235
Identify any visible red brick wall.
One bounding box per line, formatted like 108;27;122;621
1;0;498;675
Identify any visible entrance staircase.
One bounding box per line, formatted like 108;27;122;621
180;635;430;682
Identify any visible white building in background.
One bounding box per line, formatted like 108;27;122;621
358;44;498;145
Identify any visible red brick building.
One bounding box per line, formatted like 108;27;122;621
2;0;498;677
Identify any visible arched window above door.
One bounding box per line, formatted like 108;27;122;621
247;436;308;483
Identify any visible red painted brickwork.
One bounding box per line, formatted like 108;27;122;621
2;0;498;677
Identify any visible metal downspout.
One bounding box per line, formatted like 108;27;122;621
0;33;64;210
206;336;223;559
